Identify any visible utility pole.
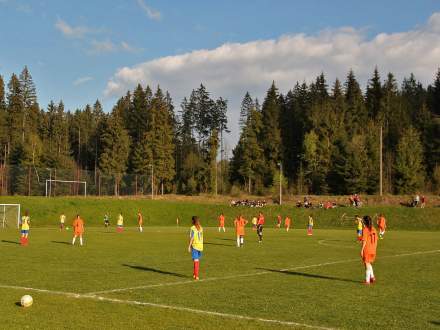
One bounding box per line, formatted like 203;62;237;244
380;125;383;196
278;162;282;205
150;164;154;200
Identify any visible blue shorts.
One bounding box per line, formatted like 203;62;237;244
191;248;202;260
357;229;362;236
21;230;29;234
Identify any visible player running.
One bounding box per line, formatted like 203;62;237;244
355;215;363;241
284;216;291;232
117;213;124;232
276;214;282;228
137;210;143;233
361;215;378;284
377;214;386;239
234;215;248;247
60;213;66;231
20;210;30;246
188;216;203;280
72;214;84;246
307;215;314;236
257;212;265;243
218;213;225;232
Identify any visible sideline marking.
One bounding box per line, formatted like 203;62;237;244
0;284;334;330
88;249;440;295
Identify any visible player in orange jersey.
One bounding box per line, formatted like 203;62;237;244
218;213;226;232
361;215;378;284
257;212;265;243
137;210;143;232
234;215;248;247
377;214;386;239
284;216;291;232
72;214;85;246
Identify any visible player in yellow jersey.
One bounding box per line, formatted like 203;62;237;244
60;213;66;231
307;215;314;236
117;213;124;232
20;210;30;246
355;215;363;241
188;216;203;280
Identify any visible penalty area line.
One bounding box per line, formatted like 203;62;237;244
88;248;440;295
0;284;335;330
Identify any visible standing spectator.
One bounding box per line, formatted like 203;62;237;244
421;195;426;208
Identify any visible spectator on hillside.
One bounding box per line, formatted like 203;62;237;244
421;195;426;208
413;194;420;207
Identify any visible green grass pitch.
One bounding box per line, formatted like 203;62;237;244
0;218;439;329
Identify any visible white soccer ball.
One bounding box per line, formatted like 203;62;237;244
20;295;33;307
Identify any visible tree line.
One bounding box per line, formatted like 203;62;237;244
231;69;440;195
0;66;439;196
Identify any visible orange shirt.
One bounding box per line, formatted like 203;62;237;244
377;216;386;229
218;215;225;226
276;215;281;224
73;218;84;234
362;227;378;261
234;217;247;236
138;213;143;225
285;217;291;226
257;215;265;225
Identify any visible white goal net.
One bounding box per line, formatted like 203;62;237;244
0;204;21;229
45;179;87;197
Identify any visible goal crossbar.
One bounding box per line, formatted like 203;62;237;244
0;204;21;228
45;179;87;197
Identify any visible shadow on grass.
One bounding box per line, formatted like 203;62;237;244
217;238;235;241
2;240;20;245
205;242;234;247
122;264;187;278
15;302;22;307
429;321;440;326
51;241;71;245
256;268;360;284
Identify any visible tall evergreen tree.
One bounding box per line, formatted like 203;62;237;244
260;82;281;186
394;127;425;193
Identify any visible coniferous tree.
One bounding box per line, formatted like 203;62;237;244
394;127;425;193
98;112;130;195
260;82;281;186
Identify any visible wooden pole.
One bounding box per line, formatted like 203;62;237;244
380;125;383;196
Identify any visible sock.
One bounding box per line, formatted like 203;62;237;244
369;265;375;279
365;268;371;282
193;261;196;277
218;227;221;232
236;237;240;247
222;227;225;232
80;237;83;246
140;227;143;232
240;236;244;246
72;237;76;245
194;260;200;278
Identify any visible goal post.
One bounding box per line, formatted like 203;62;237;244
0;204;21;229
45;179;87;197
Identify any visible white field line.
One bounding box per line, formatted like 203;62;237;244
0;284;335;330
87;249;440;295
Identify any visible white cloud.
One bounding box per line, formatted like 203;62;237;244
89;40;116;54
120;41;142;53
73;76;93;86
104;12;440;145
55;18;94;39
136;0;161;21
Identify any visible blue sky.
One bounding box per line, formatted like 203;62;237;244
1;0;440;145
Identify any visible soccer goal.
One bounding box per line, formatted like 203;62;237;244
0;204;21;229
45;179;87;197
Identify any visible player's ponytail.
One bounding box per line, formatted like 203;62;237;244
363;215;372;230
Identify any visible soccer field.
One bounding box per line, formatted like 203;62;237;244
1;226;439;329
